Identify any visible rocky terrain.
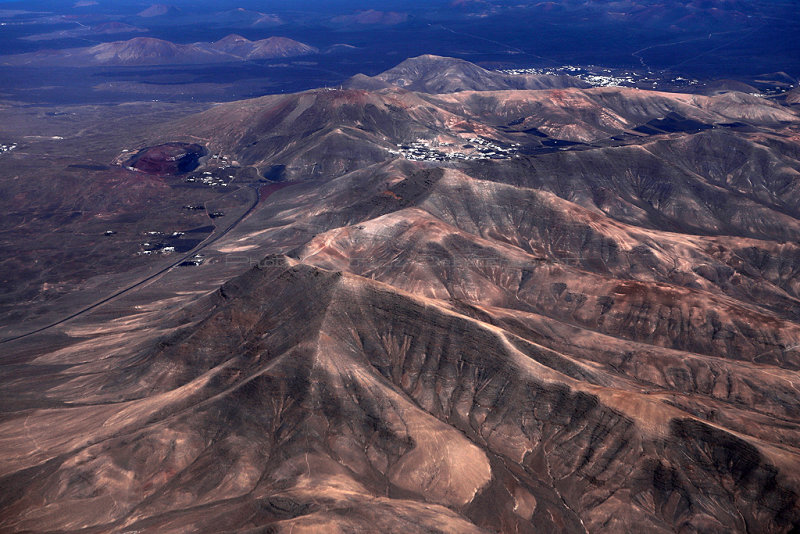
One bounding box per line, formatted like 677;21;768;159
1;57;800;533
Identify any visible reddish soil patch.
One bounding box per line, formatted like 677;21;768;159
259;182;294;201
126;143;206;175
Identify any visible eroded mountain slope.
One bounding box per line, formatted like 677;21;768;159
2;59;800;533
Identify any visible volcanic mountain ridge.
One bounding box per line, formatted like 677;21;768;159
1;56;800;533
346;54;590;93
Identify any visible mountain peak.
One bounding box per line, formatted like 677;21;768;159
205;34;316;59
347;55;588;94
215;34;251;44
136;4;179;18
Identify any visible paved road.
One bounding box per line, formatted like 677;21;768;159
0;185;261;345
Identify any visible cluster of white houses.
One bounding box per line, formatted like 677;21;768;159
391;137;518;162
0;142;17;154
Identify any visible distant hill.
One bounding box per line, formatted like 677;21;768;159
0;35;317;67
347;54;589;93
21;22;148;42
137;4;181;18
88;38;219;66
210;8;284;27
204;35;316;60
93;22;148;35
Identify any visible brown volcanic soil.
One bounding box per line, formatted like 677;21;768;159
2;63;800;533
